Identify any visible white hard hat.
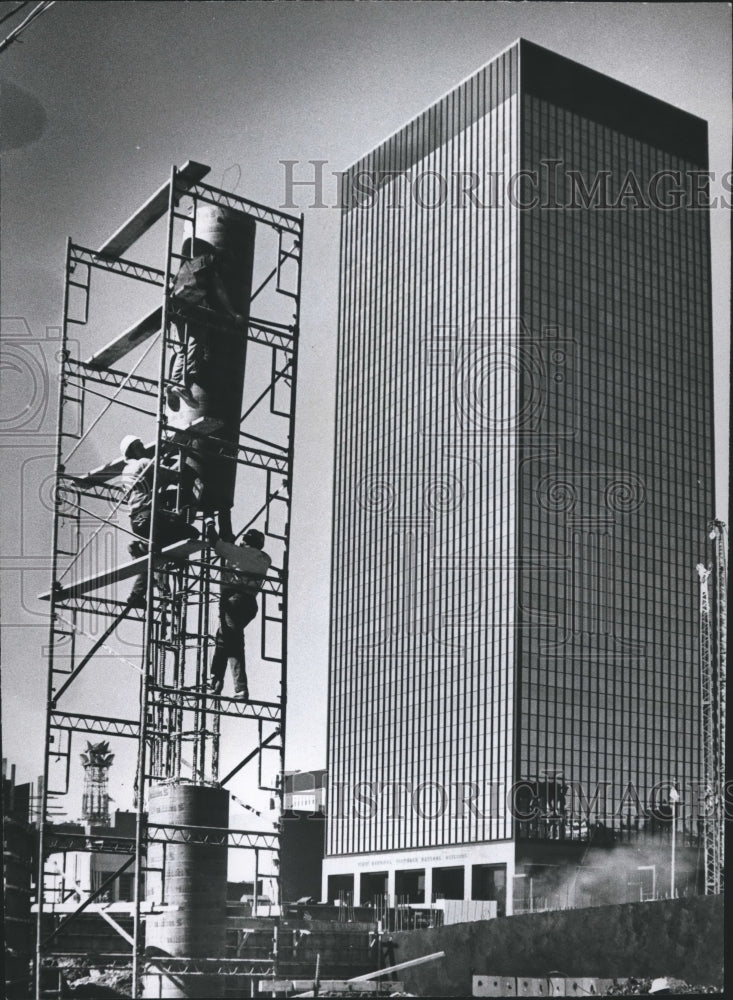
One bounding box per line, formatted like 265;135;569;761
120;435;143;459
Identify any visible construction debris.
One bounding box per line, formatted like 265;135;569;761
606;977;722;995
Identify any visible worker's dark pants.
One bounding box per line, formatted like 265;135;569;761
127;508;198;604
169;320;211;389
210;590;258;695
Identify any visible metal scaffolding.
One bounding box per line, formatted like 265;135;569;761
34;162;303;996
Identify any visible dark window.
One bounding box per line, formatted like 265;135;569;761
360;871;388;905
395;868;425;904
472;864;506;916
117;873;135;901
327;874;354;905
432;865;465;901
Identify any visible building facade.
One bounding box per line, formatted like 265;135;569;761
325;39;715;913
45;812;138;906
283;769;328;813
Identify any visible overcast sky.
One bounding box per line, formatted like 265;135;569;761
1;2;730;810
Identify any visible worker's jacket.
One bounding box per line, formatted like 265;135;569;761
171;253;218;307
121;456;155;514
121;453;177;514
214;539;271;595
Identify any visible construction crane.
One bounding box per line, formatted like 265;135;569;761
696;518;727;894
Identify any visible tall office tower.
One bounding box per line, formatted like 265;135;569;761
325;40;716;915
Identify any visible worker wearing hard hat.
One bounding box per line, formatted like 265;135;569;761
120;435;199;608
205;519;271;699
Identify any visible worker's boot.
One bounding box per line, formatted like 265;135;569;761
167;383;197;409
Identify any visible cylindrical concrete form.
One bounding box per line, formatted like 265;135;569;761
143;782;229;998
167;203;257;516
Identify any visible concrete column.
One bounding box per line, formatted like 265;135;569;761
143;782;229;998
423;866;433;905
386;867;396;904
505;852;516;916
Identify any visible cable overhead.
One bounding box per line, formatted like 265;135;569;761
0;0;55;55
0;3;30;29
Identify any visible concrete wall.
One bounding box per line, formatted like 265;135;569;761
391;896;723;997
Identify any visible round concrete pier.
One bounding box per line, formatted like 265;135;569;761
143;782;229;998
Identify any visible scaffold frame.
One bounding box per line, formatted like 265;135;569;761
35;162;303;997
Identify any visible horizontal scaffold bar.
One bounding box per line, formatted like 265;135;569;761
148;685;282;722
44;831;135;854
71;245;165;286
147;958;275;977
168;304;296;354
152;433;291;475
247;317;295;352
146;823;279;851
50;711;140;739
38;952;133;963
184;560;283;597
98;160;211;259
166;438;290;474
38;540;202;602
189;181;302;234
59;475;125;505
66;356;158;396
50;596;144;619
236;444;290;474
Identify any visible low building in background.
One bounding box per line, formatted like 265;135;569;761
280;770;327;903
3;760;37;999
43;810;138;907
283;768;327;813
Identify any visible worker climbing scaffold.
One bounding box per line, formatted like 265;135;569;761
205;520;272;699
119;433;200;609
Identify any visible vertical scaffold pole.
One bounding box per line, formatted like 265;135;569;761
35;237;74;1000
131;166;180;998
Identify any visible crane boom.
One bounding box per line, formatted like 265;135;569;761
697;519;727;894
